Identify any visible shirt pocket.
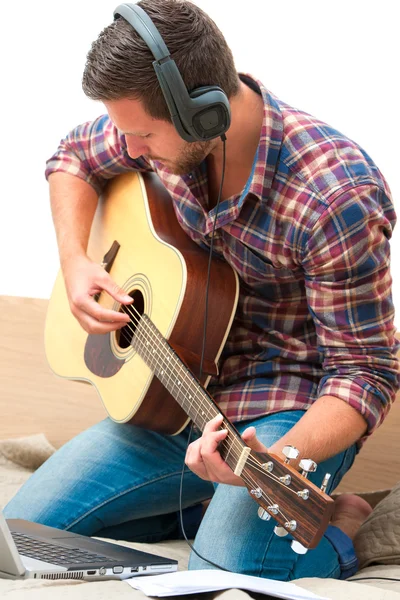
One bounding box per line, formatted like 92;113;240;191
219;237;304;300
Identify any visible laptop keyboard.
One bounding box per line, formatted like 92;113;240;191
11;532;111;566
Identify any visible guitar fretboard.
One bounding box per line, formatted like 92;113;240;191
132;314;246;472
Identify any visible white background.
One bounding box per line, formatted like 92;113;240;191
1;0;399;325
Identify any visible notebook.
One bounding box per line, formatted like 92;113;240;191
0;511;177;580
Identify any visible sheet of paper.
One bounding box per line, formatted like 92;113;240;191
125;569;328;599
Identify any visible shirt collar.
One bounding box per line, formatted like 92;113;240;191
237;73;284;206
199;74;283;233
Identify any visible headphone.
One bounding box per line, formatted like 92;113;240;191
113;3;231;142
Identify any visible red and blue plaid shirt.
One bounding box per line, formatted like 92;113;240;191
46;74;399;441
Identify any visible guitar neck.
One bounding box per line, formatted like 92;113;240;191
132;314;247;472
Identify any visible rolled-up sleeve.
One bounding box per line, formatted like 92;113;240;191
302;184;399;439
45;114;153;195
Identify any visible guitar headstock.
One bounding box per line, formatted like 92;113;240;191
243;446;334;550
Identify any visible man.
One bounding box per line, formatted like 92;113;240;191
4;0;399;581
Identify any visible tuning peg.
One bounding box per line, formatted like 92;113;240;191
282;445;299;464
261;461;274;473
299;458;317;478
279;474;291;486
258;507;271;521
274;518;297;537
285;520;297;532
291;540;308;554
250;487;262;498
320;473;331;493
297;489;309;500
274;525;289;537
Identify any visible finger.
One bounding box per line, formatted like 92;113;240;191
87;301;131;324
98;275;133;305
186;439;202;463
200;433;241;484
77;314;127;334
188;431;244;486
185;440;210;480
73;302;128;333
241;426;256;443
241;426;268;453
200;428;228;459
203;413;224;435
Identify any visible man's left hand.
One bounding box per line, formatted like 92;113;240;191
185;414;268;486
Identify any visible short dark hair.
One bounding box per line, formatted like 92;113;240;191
82;0;240;121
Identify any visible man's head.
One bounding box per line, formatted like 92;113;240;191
82;0;240;174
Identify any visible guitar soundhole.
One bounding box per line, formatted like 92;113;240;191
117;290;145;349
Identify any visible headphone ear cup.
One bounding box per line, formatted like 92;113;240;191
188;86;231;140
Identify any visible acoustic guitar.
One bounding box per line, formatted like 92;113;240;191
45;172;334;550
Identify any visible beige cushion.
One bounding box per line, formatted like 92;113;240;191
354;481;400;569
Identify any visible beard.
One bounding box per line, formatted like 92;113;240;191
149;139;216;176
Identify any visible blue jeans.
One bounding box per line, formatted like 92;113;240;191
4;410;357;580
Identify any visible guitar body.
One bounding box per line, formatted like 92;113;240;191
45;172;239;434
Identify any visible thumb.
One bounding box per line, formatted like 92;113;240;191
241;426;268;453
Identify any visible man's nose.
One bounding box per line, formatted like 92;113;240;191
125;137;149;159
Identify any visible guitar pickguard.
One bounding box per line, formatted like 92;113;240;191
84;333;125;378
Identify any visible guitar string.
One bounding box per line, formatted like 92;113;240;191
115;303;305;522
118;302;311;500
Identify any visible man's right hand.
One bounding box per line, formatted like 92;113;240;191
63;255;133;334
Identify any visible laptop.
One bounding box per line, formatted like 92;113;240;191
0;511;177;581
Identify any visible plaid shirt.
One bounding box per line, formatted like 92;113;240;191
46;74;399;441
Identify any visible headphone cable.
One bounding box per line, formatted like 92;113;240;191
178;133;231;571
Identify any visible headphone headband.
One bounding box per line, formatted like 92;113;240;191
114;4;169;61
